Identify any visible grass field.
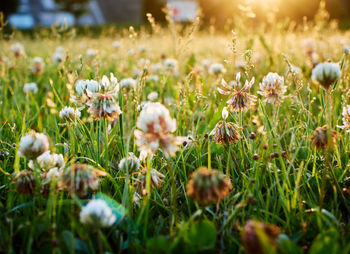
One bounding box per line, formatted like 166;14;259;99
1;7;350;254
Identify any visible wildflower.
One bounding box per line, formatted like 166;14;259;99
164;58;178;74
86;48;97;57
310;125;339;150
151;63;163;73
86;74;122;120
311;62;341;90
134;102;185;157
135;168;165;196
302;38;316;56
70;79;99;106
209;63;226;75
146;74;159;82
186;167;232;205
209;107;242;145
218;73;256;112
31;57;45;75
59;106;81;121
13;171;36;194
242;220;281;254
23;82;38;94
118;153;140;172
147;91;158;101
18;131;50;160
60;164;106;197
37;151;65;171
258;72;286;104
128;49;135;56
10;42;25;57
337;105;350;132
112;41;121;49
120;78;138;89
80;199;116;228
139;45;146;53
51;47;65;64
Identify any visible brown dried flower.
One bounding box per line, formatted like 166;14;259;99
186;167;232;205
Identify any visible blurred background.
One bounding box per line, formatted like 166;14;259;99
1;0;350;29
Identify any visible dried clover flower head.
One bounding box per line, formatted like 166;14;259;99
18;131;50;160
186;167;232;205
13;170;36;195
312;62;341;90
258;72;286;104
310;125;339;150
209;119;242;146
337;105;350;132
134;102;185;157
80;199;116;228
242;220;281;254
60;164;106;197
31;57;45;75
218;73;256;112
118;153;140;172
135;168;165;196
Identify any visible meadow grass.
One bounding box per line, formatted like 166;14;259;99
1;9;350;254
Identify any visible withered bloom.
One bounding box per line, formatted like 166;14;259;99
310;125;339;150
134;168;165;196
13;170;36;195
186;167;232;205
60;164;106;197
218;73;256;112
242;220;281;254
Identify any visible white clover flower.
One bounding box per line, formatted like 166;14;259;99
86;74;122;120
164;58;178;74
146;75;159;82
120;78;138;89
209;63;227;75
118;153;140;172
19;131;50;159
37;151;65;170
80;199;116;228
337;105;350;132
201;59;212;68
10;42;25;57
147;91;158;102
151;63;163;73
311;62;341;90
51;47;66;64
134;102;184;157
137;58;150;68
258;72;286;104
133;68;143;78
86;48;97;56
23;82;38;94
59;106;81;121
139;45;146;53
70;79;100;105
302;38;316;55
31;57;45;75
112;41;121;49
128;49;135;56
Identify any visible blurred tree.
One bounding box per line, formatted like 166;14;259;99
0;0;19;19
54;0;90;21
